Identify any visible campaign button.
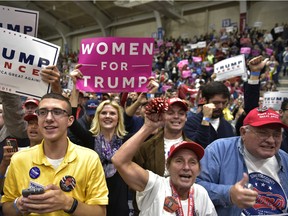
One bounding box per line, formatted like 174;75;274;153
59;175;76;192
29;167;40;179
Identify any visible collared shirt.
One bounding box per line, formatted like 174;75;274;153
1;138;108;215
197;136;288;216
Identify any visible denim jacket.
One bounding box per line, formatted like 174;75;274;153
197;136;288;216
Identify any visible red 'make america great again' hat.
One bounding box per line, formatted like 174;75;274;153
243;107;287;128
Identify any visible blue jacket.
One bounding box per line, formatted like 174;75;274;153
197;136;288;216
183;112;235;148
281;128;288;153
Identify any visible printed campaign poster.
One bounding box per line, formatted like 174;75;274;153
263;91;288;111
0;5;39;37
186;42;206;50
78;37;154;93
0;28;60;98
274;26;284;34
197;41;206;49
214;54;246;81
253;21;262;28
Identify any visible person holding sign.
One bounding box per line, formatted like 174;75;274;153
197;107;288;215
234;55;269;135
68;66;130;216
111;103;217;216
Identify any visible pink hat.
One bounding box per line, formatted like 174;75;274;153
167;98;188;111
168;141;204;160
243;107;287;128
24;98;39;107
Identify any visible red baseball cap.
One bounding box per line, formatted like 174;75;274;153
168;141;205;160
243;107;287;128
24;98;39;107
24;113;38;122
197;98;206;105
167;98;188;111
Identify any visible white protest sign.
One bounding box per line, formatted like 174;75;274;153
0;5;38;36
184;45;191;52
226;26;234;33
214;54;246;81
188;43;198;50
263;91;288;111
274;26;284;34
254;22;262;28
0;28;60;98
197;41;206;48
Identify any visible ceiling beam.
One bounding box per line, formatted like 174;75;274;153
72;1;112;36
106;12;155;28
182;1;232;12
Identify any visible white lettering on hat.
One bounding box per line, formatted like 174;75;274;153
257;113;279;119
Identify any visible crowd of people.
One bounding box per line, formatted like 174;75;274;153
0;21;287;216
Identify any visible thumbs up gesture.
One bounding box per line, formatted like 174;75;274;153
230;173;258;209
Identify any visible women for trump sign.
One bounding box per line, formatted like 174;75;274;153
77;37;154;93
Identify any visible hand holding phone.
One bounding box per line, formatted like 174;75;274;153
22;188;45;197
5;138;18;153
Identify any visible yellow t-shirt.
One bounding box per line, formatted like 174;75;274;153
1;139;108;215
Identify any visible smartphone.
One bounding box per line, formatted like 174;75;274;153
5;138;18;153
22;188;45;197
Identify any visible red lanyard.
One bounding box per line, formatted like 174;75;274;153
170;182;195;216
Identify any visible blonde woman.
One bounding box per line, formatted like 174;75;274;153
69;67;129;216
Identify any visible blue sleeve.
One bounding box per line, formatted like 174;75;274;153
183;114;210;148
196;143;233;207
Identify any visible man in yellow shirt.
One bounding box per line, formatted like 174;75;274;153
1;93;108;216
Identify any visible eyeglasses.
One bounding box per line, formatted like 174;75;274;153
248;128;282;141
35;108;69;118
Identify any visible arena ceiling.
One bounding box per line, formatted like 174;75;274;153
0;0;235;40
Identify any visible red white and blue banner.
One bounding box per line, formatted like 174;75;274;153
263;91;288;111
214;54;246;81
0;5;39;37
0;28;60;98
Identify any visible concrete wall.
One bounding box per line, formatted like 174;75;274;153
247;1;287;30
114;20;157;37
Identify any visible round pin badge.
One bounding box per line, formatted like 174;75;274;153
60;175;76;192
29;167;40;179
